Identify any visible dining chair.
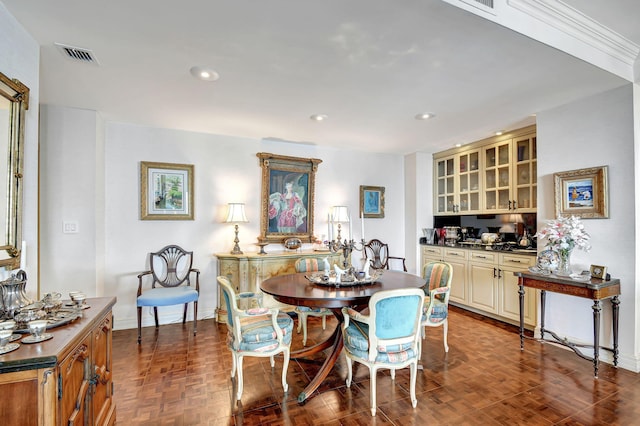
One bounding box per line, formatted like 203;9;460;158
341;288;425;416
420;261;453;354
363;239;407;272
136;245;200;344
217;276;293;401
294;257;333;346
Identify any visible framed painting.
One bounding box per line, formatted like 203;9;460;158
257;152;322;244
140;161;194;220
360;185;385;218
554;166;608;219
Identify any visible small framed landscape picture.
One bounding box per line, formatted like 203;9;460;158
590;264;607;279
360;185;385;218
140;161;194;220
554;166;608;219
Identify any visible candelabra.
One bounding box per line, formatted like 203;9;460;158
327;238;366;270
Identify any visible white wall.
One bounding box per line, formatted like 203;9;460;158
37;113;405;330
537;84;637;371
0;4;39;297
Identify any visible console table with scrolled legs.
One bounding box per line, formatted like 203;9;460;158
515;272;620;378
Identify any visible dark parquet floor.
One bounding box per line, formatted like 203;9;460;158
112;306;639;425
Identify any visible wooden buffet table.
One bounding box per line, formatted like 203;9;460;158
515;272;619;378
260;270;425;403
0;297;117;426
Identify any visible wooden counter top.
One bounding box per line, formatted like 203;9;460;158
0;296;117;373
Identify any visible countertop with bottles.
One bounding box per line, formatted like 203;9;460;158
420;242;538;256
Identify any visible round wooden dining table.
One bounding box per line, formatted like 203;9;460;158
260;270;426;403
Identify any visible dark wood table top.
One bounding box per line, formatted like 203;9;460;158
515;271;620;300
260;270;425;309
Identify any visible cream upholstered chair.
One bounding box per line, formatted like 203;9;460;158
342;288;425;416
217;276;293;401
420;261;453;354
363;239;407;272
136;245;200;343
294;257;333;346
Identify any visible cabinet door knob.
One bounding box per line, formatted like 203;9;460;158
508;200;512;210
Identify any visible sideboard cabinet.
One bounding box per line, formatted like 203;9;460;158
215;250;343;323
0;297;116;426
434;125;536;215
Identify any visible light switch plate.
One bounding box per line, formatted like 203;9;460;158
63;221;79;234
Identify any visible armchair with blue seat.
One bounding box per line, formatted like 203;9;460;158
217;276;293;401
136;245;200;344
341;288;425;416
420;261;453;354
294;257;333;346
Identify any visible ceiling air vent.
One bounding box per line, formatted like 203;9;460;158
459;0;496;15
54;43;100;65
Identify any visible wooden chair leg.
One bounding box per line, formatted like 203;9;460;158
183;303;188;324
153;307;159;328
193;301;198;335
137;306;142;344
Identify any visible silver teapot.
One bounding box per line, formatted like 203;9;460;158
0;270;33;319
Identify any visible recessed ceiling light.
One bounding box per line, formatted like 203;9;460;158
455;143;462;148
189;66;219;81
495;130;504;136
310;114;328;121
415;112;435;120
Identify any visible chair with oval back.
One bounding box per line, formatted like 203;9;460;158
341;287;425;416
136;245;200;343
294;257;334;346
217;275;292;400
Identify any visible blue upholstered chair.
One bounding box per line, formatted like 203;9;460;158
294;257;333;346
136;245;200;343
342;288;425;416
217;276;293;400
420;261;453;354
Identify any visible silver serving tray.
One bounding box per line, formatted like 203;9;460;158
304;271;382;287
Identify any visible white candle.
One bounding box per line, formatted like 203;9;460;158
327;213;332;241
20;241;26;271
360;211;365;242
348;213;352;241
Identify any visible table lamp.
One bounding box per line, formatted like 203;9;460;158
225;203;249;254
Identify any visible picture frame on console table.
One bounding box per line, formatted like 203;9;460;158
360;185;385;218
554;166;608;219
140;161;194;220
257;152;322;244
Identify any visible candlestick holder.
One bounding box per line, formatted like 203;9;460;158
327;238;366;270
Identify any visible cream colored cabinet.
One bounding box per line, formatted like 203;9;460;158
483;132;537;213
468;251;499;312
443;247;468;305
433;125;536;215
216;250;342;323
498;254;537;325
434;149;481;215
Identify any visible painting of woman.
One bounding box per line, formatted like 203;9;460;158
268;173;308;233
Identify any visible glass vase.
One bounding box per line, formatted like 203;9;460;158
556;248;573;276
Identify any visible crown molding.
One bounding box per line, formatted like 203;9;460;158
507;0;639;67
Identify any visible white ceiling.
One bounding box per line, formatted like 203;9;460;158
2;0;638;154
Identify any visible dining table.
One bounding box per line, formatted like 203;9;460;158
260;269;426;403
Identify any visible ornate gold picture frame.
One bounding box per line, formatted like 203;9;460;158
554;166;608;219
140;161;194;220
257;153;322;244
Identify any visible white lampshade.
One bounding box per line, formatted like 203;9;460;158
225;203;248;223
331;206;350;223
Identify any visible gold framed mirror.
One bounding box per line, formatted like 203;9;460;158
0;71;29;270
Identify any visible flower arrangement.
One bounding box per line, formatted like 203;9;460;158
535;215;591;252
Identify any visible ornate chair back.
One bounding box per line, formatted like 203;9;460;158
363;239;407;272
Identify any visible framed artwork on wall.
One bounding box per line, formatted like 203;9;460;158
140;161;194;220
257;152;322;244
554;166;608;219
360;185;385;218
